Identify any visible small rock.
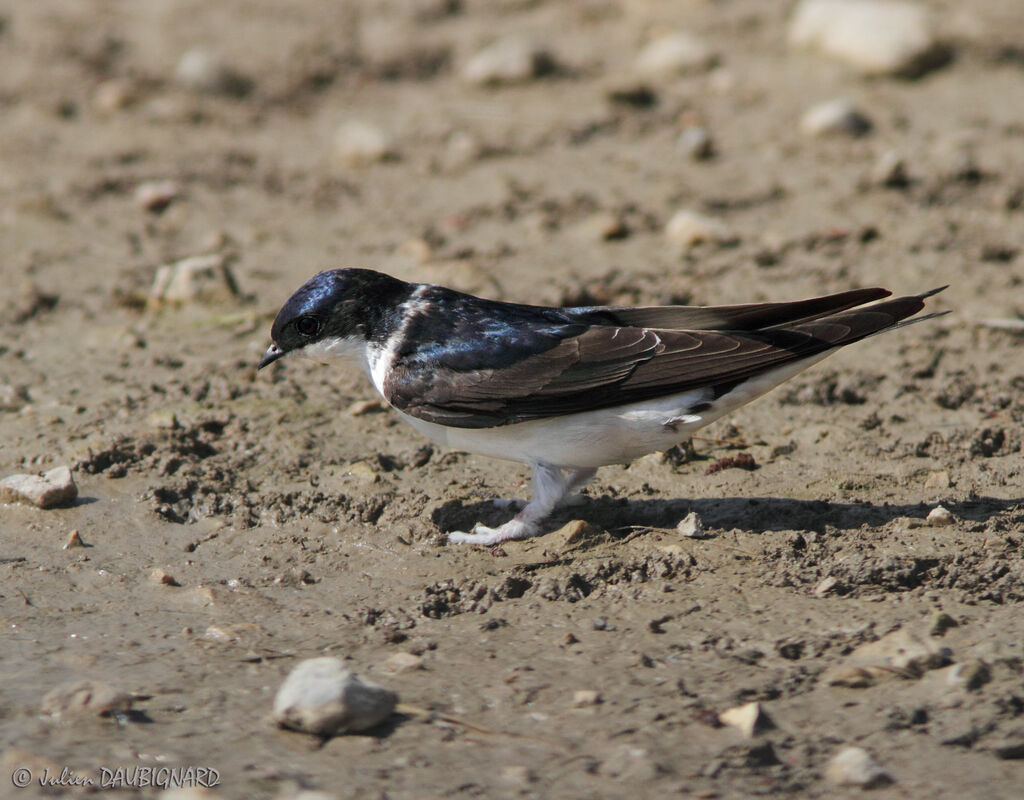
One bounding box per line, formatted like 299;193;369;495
825;746;893;788
273;657;397;736
789;0;948;78
150;567;179;586
843;628;950;677
825;666;878;689
346;461;380;483
719;701;774;738
383;652;423;673
93;78;138;113
573;212;628;242
347;399;386;416
175;48;250;96
946;660;990;691
440;130;485;172
926;506;954;527
932;136;982;182
871;150;910;188
929;612;958;637
147;410;180;430
41;680;133;717
499;765;535;785
676;511;707;539
801;99;872;137
149;254;240;308
0;383;29;412
598;745;662;780
135;181;180;214
572;689;602;707
1;466;78;509
924;470;951;490
665;209;734;249
462;37;555;86
634;32;718;78
334;121;396;167
813;575;839;597
678;126;715;160
63;529;85;549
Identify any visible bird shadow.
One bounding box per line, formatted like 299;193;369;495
432;493;1023;538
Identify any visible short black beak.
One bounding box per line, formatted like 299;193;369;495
257;344;285;370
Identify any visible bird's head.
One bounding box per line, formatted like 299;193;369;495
257;268;405;370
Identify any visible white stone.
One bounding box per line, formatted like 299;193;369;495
678;126;714;160
813;576;839;596
572;689;602;707
676;511;707;539
665;209;734;249
926;506;954;527
135;181;179;213
789;0;944;78
1;466;77;509
719;701;773;737
273;657;397;736
825;746;893;787
41;680;132;717
148;254;240;307
634;33;717;78
462;37;554;86
800;99;872;137
175;49;244;95
334;121;396;167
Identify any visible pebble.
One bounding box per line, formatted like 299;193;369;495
813;575;839;597
719;701;773;738
383;652;424;673
789;0;946;78
926;506;954;527
824;746;893;788
499;765;535;785
871;150;910;188
148;254;240;307
347;399;386;416
678;126;715;160
93;78;138;113
346;461;380;484
462;37;555;86
634;32;718;78
333;121;396;167
135;180;180;214
41;680;133;717
1;465;78;509
63;529;85;549
929;612;959;637
665;209;734;249
946;660;991;691
150;567;180;586
572;211;628;242
0;383;29;411
175;48;250;96
550;519;595;548
273;657;397;736
440;130;485;172
800;99;872;137
838;627;950;678
676;511;707;539
572;689;602;707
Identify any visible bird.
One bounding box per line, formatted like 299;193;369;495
258;268;945;546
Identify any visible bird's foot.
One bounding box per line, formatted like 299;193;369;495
448;518;538;546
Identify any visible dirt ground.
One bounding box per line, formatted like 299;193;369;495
3;1;1024;797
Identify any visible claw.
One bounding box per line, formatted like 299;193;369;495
448;520;537;546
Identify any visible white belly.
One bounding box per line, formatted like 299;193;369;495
391;351;833;469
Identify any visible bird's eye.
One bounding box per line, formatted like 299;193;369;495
294;316;320;337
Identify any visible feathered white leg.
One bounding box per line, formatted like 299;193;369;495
449;462;573;545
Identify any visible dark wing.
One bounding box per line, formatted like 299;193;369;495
568;287;892;331
385;290;942;429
